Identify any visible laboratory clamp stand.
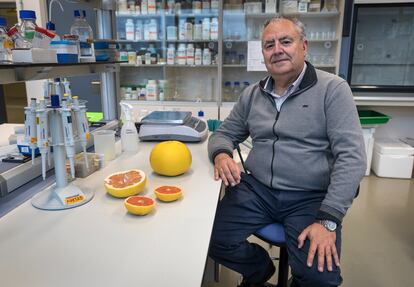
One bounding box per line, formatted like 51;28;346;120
28;79;94;210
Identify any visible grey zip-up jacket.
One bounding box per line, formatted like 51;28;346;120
208;63;366;223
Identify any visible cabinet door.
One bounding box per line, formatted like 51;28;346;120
222;0;343;104
116;0;219;106
348;3;414;92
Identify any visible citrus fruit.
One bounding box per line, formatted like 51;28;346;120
124;196;155;215
104;169;146;198
149;141;192;176
154;185;183;202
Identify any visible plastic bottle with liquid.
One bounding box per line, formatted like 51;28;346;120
232;81;241;100
119;45;128;62
125;18;135;40
167;43;175;65
223;81;232;101
120;102;139;153
202;17;210;40
186;43;194;65
135;20;143;40
70;10;94;58
210;17;218;40
194;47;202;65
46;21;60;40
202;47;211;65
193;20;202;40
177;43;186;65
0;17;13;63
146;80;158;100
19;10;37;44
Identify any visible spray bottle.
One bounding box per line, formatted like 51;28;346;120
120;102;138;153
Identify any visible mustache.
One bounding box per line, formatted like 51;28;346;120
270;55;291;63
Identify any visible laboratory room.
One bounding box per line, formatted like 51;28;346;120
0;0;413;286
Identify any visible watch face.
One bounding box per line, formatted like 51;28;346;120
325;220;337;231
319;220;337;231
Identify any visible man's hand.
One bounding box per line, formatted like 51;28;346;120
297;223;340;272
214;153;241;187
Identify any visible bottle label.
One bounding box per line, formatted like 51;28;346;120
23;31;35;40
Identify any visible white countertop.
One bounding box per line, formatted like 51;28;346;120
0;140;221;287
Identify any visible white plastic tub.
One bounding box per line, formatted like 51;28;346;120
372;138;414;179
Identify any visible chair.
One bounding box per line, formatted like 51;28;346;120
236;146;290;287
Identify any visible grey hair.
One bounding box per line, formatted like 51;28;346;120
263;16;307;40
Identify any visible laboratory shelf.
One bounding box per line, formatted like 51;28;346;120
117;39;163;43
223;64;247;68
165;40;219;43
223;11;339;18
116;12;163;18
120;63;165;67
0;61;122;84
165;64;218;68
164;13;219;18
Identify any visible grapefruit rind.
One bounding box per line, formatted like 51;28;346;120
150;141;192;176
154;186;183;202
124;196;155;215
104;169;147;198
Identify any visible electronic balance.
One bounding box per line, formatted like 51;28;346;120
138;111;208;142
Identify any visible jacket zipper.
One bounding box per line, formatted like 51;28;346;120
270;106;281;188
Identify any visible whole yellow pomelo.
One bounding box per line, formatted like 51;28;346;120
150;141;192;176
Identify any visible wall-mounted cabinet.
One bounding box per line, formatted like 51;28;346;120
115;0;345;116
346;3;414;92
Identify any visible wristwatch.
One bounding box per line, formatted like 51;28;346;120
317;220;337;232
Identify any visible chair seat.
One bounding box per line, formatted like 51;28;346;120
254;223;286;246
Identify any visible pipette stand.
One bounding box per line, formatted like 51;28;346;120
31;106;94;210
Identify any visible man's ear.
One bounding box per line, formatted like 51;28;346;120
303;39;308;54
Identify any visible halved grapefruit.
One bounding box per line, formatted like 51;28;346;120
104;169;146;198
124;196;155;215
154;185;183;202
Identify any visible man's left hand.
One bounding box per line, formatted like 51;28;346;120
297;223;340;272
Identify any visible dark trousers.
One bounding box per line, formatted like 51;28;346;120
209;173;343;287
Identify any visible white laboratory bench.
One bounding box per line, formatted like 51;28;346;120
0;140;221;287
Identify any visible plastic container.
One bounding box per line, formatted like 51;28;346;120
193;21;202;40
167;25;177;40
362;127;375;176
146;80;158;100
186;43;194;65
358;109;391;175
135;20;143;40
51;40;79;63
194;47;202;65
177;43;186;65
93;130;116;161
0;17;12;63
167;44;175;65
94;40;119;61
233;81;241;99
148;19;158;40
120;102;139;153
372;139;414;179
358;110;391;125
202;48;211;65
70;10;94;58
210;17;218;40
223;81;232;101
19;10;37;44
202;17;210;40
125;19;135;40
